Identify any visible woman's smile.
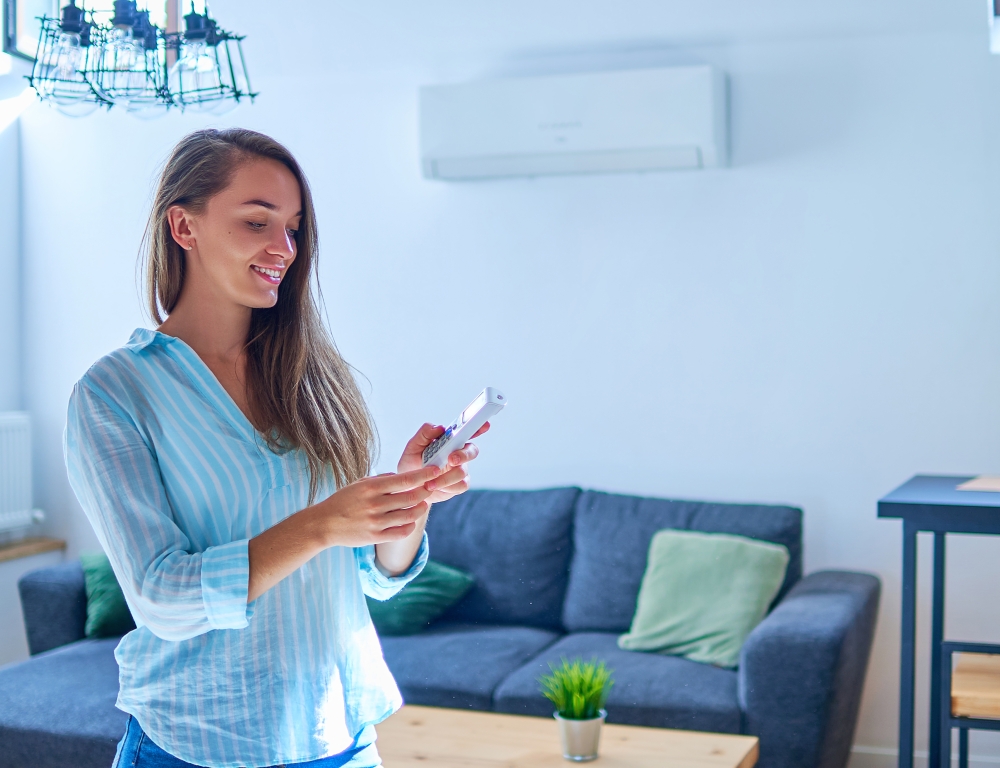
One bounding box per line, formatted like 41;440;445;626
251;264;283;284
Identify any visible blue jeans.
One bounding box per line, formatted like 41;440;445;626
111;715;381;768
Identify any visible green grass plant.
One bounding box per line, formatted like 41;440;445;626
538;657;614;720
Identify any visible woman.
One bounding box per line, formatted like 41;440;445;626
64;128;485;768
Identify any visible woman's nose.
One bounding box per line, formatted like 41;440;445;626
267;231;295;258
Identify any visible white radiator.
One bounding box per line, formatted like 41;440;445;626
0;412;43;533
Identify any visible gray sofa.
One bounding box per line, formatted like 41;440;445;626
1;488;880;768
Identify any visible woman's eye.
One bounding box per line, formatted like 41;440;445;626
286;228;299;237
247;221;266;231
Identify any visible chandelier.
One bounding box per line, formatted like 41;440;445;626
28;1;256;117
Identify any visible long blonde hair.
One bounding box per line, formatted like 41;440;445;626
142;128;376;500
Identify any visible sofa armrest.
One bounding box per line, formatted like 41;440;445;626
17;561;88;655
738;570;880;768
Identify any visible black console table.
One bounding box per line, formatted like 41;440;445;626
879;474;1000;768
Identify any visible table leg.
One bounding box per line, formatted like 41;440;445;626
899;520;917;768
941;643;954;768
929;533;946;768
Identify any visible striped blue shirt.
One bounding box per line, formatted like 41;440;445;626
64;328;427;768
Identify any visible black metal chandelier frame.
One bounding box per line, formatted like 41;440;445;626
28;1;256;116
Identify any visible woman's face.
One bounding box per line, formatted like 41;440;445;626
171;158;303;310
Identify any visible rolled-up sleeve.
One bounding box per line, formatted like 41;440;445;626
65;379;255;642
355;532;429;601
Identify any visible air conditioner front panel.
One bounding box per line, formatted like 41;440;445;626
419;66;726;180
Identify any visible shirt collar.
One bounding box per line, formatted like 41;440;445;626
125;327;172;352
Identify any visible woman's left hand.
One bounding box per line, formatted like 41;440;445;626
397;422;490;504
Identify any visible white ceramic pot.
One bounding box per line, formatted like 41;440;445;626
554;710;606;762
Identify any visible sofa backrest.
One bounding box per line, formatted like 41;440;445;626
561;490;803;633
425;487;580;631
18;561;88;655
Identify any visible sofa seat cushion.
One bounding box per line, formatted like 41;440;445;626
563;490;803;633
426;488;580;630
380;623;561;711
493;632;741;734
0;638;125;768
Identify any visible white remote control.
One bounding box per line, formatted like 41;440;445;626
422;387;506;468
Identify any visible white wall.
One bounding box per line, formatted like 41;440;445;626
16;0;1000;762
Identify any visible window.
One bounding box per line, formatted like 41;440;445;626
3;0;57;61
84;0;169;28
3;0;176;61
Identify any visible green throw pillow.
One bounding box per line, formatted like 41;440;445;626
366;560;474;636
617;529;789;668
80;552;136;638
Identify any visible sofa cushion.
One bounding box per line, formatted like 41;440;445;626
426;488;580;630
493;632;741;733
618;530;790;668
379;623;560;711
366;559;475;636
80;552;136;638
0;638;126;768
563;491;803;633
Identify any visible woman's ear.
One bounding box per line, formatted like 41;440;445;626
166;205;196;251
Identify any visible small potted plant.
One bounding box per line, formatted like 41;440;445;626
538;657;615;762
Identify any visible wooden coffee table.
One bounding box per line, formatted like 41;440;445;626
375;706;759;767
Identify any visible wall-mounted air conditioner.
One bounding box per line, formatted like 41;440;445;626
419;65;727;181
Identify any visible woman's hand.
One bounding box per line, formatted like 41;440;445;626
396;422;490;504
309;466;443;548
248;467;442;601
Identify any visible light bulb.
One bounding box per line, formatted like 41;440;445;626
127;102;168;119
96;27;146;105
122;44;166;118
205;43;245;114
54;98;100;117
35;30;95;112
126;83;168;118
167;40;223;111
207;95;238;115
52;32;82;79
106;27;138;70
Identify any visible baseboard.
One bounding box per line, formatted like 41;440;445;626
850;745;1000;768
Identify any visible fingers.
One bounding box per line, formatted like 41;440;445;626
371;465;441;493
371;485;434;514
379;522;418;541
426;464;468;492
380;501;430;530
470;422;491;439
418;422;446;442
447;442;480;467
323;473;434;548
433;478;470;500
401;423;446;456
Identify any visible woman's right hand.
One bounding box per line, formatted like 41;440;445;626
309;465;442;548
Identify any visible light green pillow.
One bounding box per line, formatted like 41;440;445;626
80;551;136;638
618;529;789;668
366;559;475;636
